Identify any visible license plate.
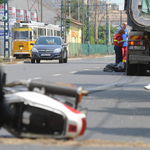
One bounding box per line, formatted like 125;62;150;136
129;46;145;50
41;54;51;56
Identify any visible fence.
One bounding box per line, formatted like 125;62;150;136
68;43;115;57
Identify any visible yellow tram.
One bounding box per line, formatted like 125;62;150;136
11;21;60;58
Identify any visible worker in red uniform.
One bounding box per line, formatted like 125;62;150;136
114;29;125;64
114;22;128;63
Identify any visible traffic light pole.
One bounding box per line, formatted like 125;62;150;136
106;4;109;54
4;0;10;58
61;0;65;40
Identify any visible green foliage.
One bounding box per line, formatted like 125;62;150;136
98;25;117;45
66;19;71;24
0;0;4;4
90;36;95;44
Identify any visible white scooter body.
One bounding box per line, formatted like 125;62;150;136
4;91;86;139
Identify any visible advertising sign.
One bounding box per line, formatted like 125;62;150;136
9;7;16;20
16;9;24;21
31;12;37;21
24;10;31;21
0;5;4;11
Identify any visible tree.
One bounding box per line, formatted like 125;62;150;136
111;3;118;10
98;25;117;45
0;0;4;4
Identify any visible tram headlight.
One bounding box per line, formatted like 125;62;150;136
54;48;61;53
32;48;38;53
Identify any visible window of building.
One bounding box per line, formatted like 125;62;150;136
53;5;55;8
52;0;55;2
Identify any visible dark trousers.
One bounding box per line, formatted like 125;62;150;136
114;46;122;64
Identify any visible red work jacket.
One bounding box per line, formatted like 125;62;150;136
114;34;123;47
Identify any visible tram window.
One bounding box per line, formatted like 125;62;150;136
51;30;53;36
47;29;50;36
57;31;60;36
33;29;37;39
38;28;43;37
14;31;28;40
44;29;46;36
54;30;57;36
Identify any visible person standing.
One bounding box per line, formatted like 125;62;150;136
114;22;128;63
114;29;125;64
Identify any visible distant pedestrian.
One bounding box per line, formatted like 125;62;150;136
114;22;128;63
114;29;125;64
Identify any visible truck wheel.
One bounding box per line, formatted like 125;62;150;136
126;54;136;75
137;64;147;76
31;58;35;63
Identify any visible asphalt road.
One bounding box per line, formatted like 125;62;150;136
1;56;150;149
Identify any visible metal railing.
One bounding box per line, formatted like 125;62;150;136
68;42;115;57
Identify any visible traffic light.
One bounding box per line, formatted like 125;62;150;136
2;16;7;21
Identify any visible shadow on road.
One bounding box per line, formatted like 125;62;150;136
88;107;150;116
87;127;150;138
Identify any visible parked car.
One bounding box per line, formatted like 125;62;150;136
31;36;68;63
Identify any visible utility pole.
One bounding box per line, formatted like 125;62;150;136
82;0;84;43
41;0;43;22
87;0;90;55
69;0;71;17
106;4;109;54
87;0;90;43
61;0;65;40
64;0;67;43
78;0;80;22
95;0;98;44
4;0;10;58
120;10;122;27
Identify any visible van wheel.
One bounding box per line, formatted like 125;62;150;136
31;58;35;63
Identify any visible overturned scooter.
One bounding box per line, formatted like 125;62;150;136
1;73;88;139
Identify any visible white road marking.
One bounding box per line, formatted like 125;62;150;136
95;67;100;69
84;69;90;71
32;77;41;80
53;74;61;76
70;71;78;74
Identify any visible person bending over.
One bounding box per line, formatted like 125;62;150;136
114;29;125;64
